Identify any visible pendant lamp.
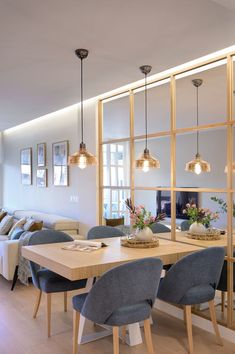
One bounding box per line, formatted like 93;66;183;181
185;79;210;175
68;49;97;169
135;65;160;172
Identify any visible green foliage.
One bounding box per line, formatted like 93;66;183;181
211;196;235;217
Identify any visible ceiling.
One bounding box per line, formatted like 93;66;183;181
1;0;235;131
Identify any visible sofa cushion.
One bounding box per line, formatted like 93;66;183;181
8;218;26;238
23;218;43;232
14;210;79;231
10;227;25;240
0;215;14;235
0;211;7;222
0;235;8;241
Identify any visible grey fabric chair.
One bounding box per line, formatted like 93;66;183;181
149;222;170;233
87;225;125;239
181;220;190;231
28;230;87;337
157;247;225;354
72;257;163;354
216;250;235;312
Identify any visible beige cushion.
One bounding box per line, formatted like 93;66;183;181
0;211;7;222
0;215;14;235
8;218;26;237
23;218;43;232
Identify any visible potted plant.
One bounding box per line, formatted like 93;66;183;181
125;198;165;241
183;203;219;234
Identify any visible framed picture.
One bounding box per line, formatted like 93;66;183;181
37;143;46;167
52;140;69;186
36;168;47;187
20;148;32;185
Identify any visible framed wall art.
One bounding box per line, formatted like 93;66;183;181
36;168;47;187
52;140;69;186
37;143;46;167
20;148;32;185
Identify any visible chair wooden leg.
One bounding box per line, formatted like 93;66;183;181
73;310;80;354
121;326;126;344
208;300;223;346
64;291;67;312
221;291;225;313
33;289;42;318
113;326;119;354
46;293;52;338
185;305;193;354
144;318;155;354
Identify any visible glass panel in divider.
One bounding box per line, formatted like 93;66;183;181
103;188;130;224
134;79;170;136
175;60;227;129
103;94;130;141
134;136;171;188
176;127;227;189
102;142;130;187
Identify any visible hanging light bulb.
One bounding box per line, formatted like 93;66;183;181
69;49;97;169
135;65;160;172
185;79;210;174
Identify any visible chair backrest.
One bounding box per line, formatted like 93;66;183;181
28;230;73;289
157;247;225;304
87;225;125;240
81;257;163;324
150;222;170;233
181;220;190;231
217;250;235;291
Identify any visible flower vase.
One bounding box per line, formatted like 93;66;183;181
189;222;206;234
135;227;153;241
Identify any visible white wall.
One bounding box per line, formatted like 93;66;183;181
2;99;98;236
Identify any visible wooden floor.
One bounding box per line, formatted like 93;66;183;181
0;276;234;354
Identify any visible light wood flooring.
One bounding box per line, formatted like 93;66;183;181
0;276;234;354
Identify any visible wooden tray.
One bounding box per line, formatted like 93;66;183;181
121;236;159;248
187;230;221;241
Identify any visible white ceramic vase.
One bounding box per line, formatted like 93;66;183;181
189;222;206;234
135;227;153;241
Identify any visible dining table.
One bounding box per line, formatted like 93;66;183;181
22;236;203;347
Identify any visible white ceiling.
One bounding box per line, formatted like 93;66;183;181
1;0;235;130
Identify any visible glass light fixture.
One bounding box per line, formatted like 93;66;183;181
68;49;97;169
135;65;160;172
185;79;210;174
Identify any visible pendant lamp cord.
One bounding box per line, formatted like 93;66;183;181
81;57;84;144
196;85;199;155
145;72;148;150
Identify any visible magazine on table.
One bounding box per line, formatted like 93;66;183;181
61;239;107;252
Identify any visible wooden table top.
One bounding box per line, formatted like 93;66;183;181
158;231;235;248
22;237;202;281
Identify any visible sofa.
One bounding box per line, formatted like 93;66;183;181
0;209;80;281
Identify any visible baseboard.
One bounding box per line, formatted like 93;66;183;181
154;299;235;344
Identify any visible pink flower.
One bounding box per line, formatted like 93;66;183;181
192;204;196;208
186;203;190;208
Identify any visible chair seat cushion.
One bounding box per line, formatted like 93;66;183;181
37;269;87;293
179;284;215;305
72;292;88;312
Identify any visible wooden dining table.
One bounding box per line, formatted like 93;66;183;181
22;237;203;347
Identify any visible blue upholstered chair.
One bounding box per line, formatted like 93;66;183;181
216;251;235;312
87;225;125;239
72;258;163;354
150;222;170;233
28;230;87;337
180;220;190;231
157;247;225;354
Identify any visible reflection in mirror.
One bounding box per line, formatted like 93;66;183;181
176;61;227;129
134;136;171;187
176;128;226;188
103;95;130;141
134;80;170;136
103;188;130;224
103;142;130;187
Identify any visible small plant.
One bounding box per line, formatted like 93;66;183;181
125;198;165;230
183;203;219;227
211;196;235;217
